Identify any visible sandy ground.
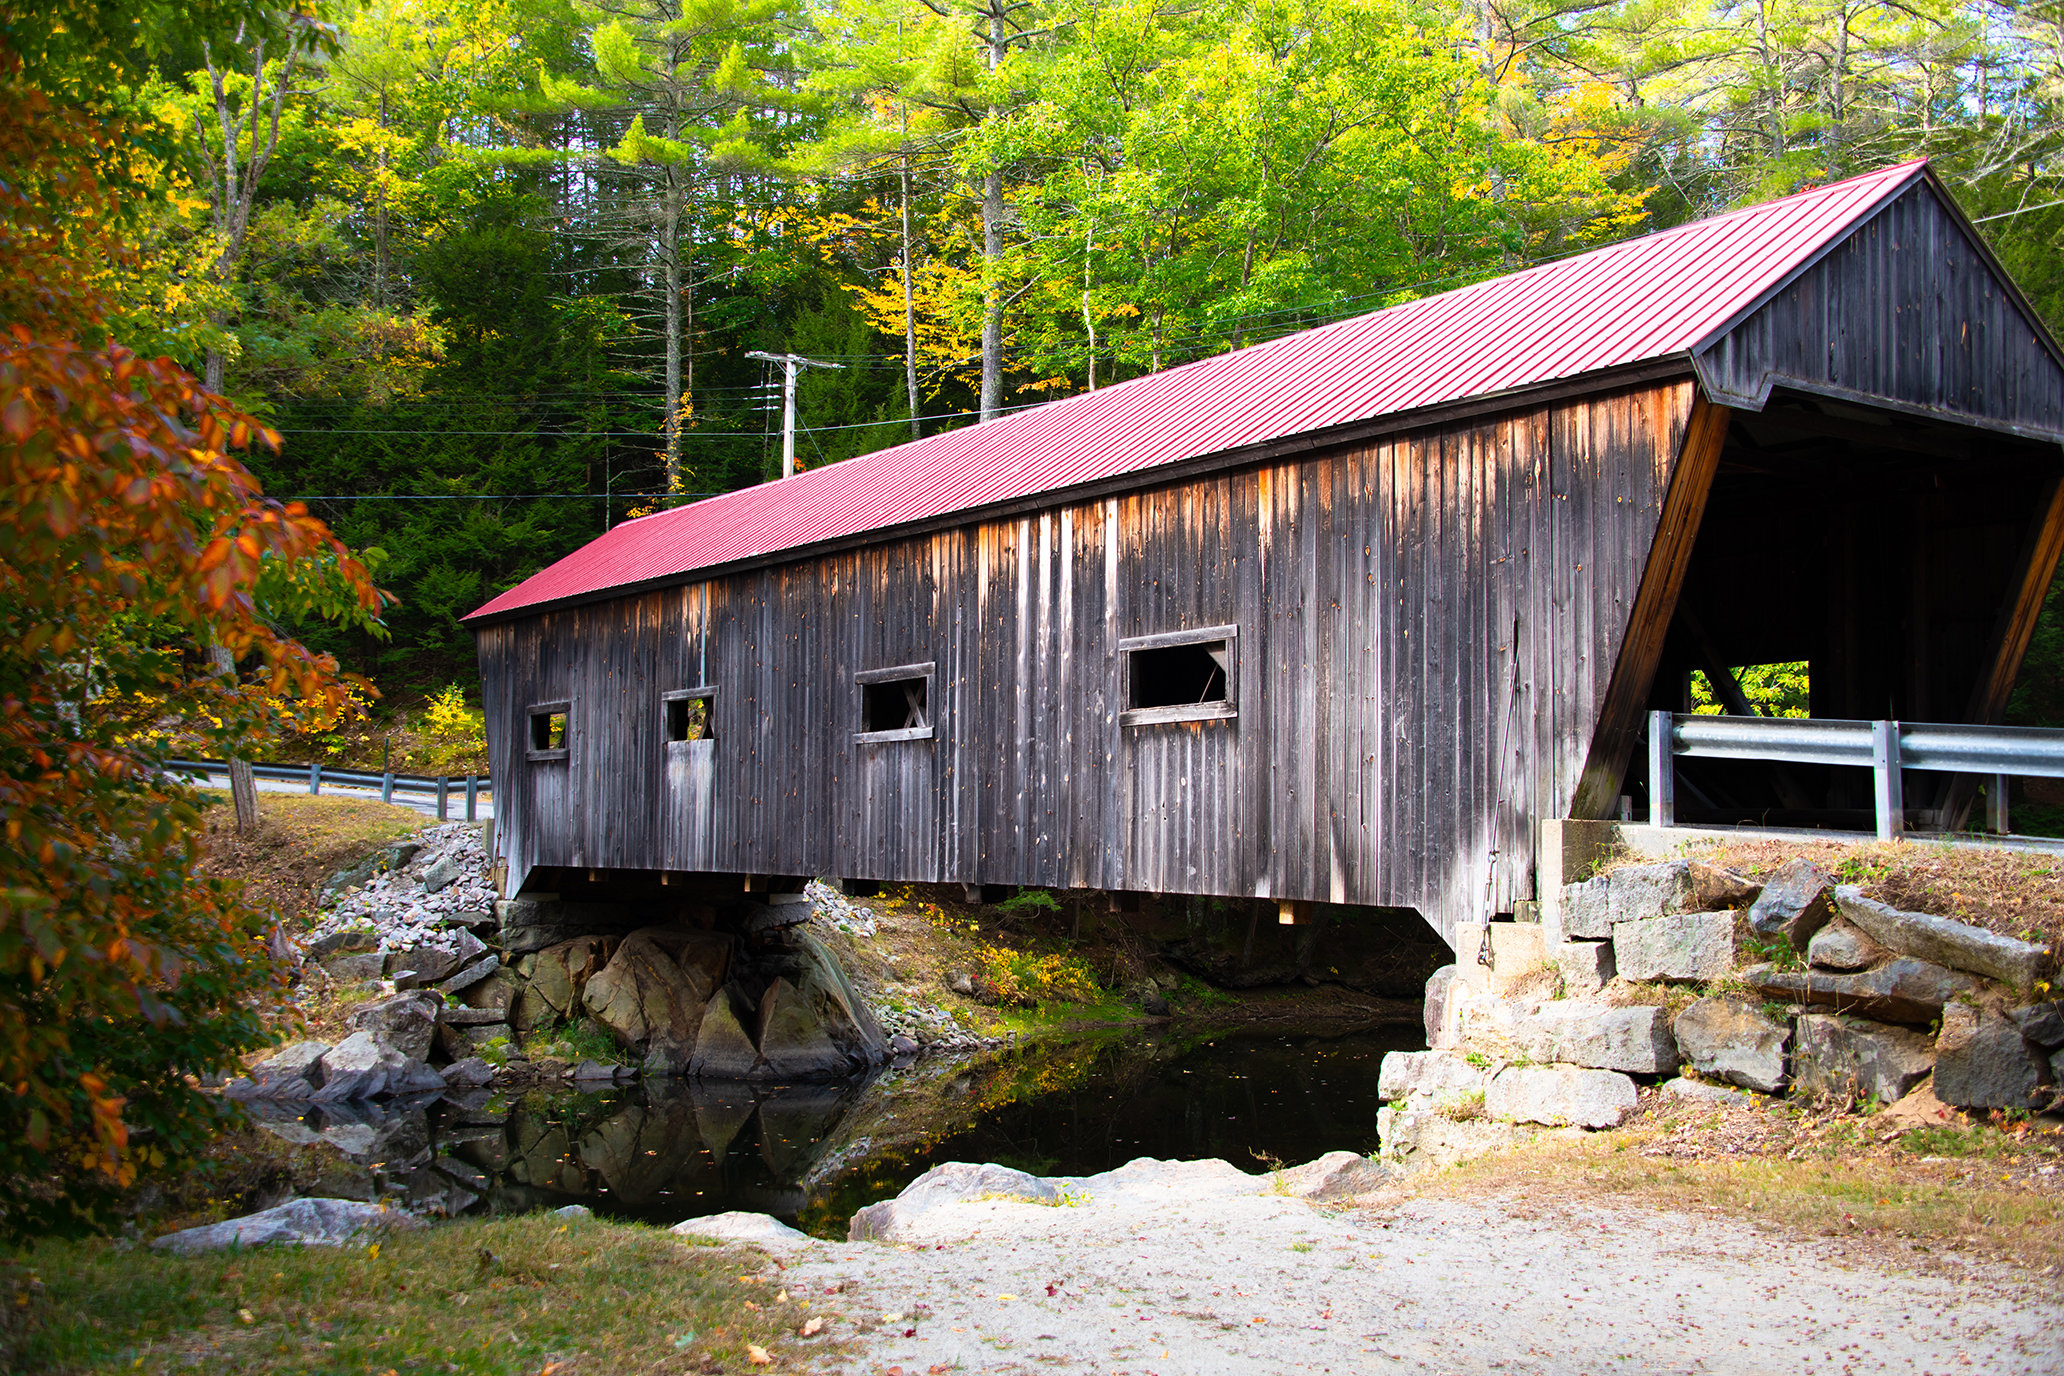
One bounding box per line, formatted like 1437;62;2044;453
712;1160;2062;1376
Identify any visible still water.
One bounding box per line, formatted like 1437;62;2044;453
252;1023;1424;1239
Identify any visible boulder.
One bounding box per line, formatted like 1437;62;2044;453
388;944;463;989
1377;1050;1485;1109
1423;965;1457;1047
1662;1077;1753;1107
1603;860;1759;930
1614;911;1740;982
420;855;462;895
1275;1150;1390;1200
438;954;498;998
461;967;521;1014
1744;858;1836;951
1673;996;1789;1093
754;977;848;1081
848;1161;1059;1241
1485;1065;1638;1129
1833;887;2047;989
150;1198;401;1256
888;1033;919;1057
1742;958;1980;1026
581;931;714;1052
310;1032;396;1101
444;1057;495;1088
439;1005;507;1027
2006;1000;2064;1049
1377;1106;1529;1172
1934;1002;2047;1110
672;1211;817;1249
348;991;441;1062
689;992;761;1079
1791;1014;1934;1106
1806;919;1884;973
529;935;615;1016
321;952;385;982
1518;1002;1676;1074
241;1040;331;1099
1560;875;1614;941
307;927;377;959
1554;942;1615;998
791;933;887;1064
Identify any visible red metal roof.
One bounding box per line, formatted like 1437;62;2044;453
467;160;1927;622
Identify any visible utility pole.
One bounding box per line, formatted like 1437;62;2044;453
746;350;844;479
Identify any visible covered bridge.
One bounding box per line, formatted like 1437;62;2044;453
466;160;2064;945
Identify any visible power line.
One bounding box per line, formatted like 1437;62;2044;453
1971;197;2064;223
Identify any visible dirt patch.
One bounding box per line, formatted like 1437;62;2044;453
1609;836;2064;955
1386;1093;2064;1284
195;790;423;933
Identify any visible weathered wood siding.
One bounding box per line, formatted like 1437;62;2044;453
1698;181;2064;440
477;379;1703;942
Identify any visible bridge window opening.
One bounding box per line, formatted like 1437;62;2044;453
663;688;715;742
527;703;570;760
1130;641;1228;709
863;676;928;732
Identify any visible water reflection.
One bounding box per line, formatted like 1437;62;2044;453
245;1023;1422;1237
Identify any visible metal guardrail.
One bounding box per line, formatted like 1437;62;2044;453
1649;710;2064;841
169;758;489;822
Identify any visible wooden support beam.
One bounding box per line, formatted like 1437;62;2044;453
1941;473;2064;830
1573;396;1731;818
1277;899;1312;926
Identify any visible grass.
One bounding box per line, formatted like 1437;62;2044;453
196;790;426;933
1389;1105;2064;1278
1;1212;831;1375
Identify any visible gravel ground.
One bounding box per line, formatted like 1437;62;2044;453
735;1159;2060;1376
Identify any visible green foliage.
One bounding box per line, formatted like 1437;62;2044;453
1690;663;1811;718
994;887;1062;917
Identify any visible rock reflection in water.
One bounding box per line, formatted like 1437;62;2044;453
245;1072;882;1224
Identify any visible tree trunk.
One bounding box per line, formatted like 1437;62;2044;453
979;1;1008;424
207;639;258;834
901;149;921;440
663;171;684;493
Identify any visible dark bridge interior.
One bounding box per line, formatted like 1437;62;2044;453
1631;390;2064;831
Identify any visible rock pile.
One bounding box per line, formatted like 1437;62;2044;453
1383;856;2059;1169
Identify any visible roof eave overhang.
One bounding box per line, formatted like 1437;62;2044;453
464;355;1700;630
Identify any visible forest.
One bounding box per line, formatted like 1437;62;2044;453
17;0;2064;695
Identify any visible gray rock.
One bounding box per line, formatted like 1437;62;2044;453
439;1005;507;1027
1141;990;1170;1016
1614;911;1740;982
1807;919;1885;973
581;930;713;1049
1534;1002;1676;1073
389;946;462;989
1606;860;1760;929
1377;1106;1529;1172
383;842;421;871
420;856;462;895
1745;858;1836;951
311;1031;393;1101
672;1211;815;1248
552;1204;593;1220
1742;959;1980;1026
1934;1001;2047;1110
888;1033;920;1057
1378;1050;1486;1109
689;992;761;1079
348;991;441;1062
1833;887;2047;989
1423;965;1457;1047
241;1040;331;1100
1661;1077;1753;1107
754;977;847;1081
1275;1150;1390;1200
1485;1065;1638;1129
2006;1000;2064;1049
848;1161;1059;1241
150;1198;401;1255
444;1057;495;1088
1553;942;1615;998
791;933;887;1065
1792;1014;1935;1106
529;936;615;1015
571;1060;621;1082
1561;875;1614;940
322;952;386;982
385;1056;447;1095
446;909;498;932
307;927;377;959
946;969;977;997
1673;996;1790;1093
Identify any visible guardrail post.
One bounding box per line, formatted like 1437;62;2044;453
465;774;478;822
1872;720;1904;841
1989;772;2010;835
436;775;449;822
381;770;394;806
1648;710;1675;828
308;762;320;796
